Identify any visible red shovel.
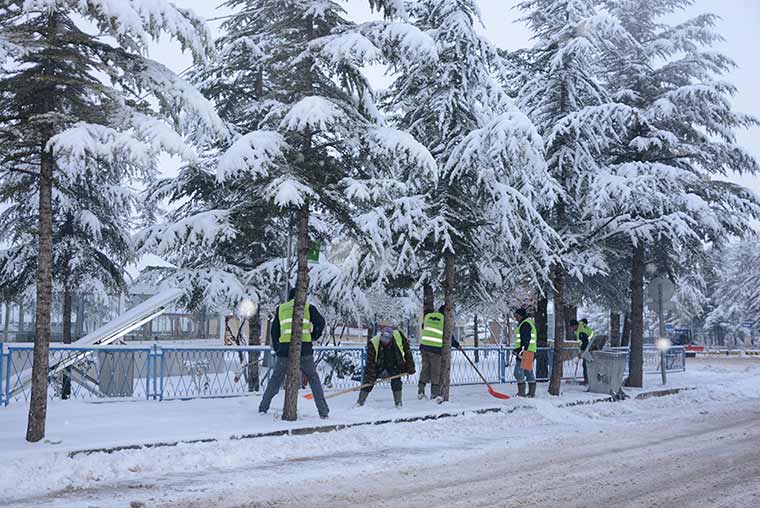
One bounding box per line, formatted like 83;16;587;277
460;349;511;400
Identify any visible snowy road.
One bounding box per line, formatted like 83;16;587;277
219;400;759;508
3;357;760;508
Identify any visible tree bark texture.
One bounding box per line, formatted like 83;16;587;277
535;296;549;379
610;311;621;347
626;245;645;388
26;145;54;442
281;205;310;421
548;266;565;396
61;286;72;399
439;253;455;401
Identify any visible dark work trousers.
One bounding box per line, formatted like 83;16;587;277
258;355;329;417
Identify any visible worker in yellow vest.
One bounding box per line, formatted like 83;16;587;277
418;305;461;400
513;308;537;397
570;318;594;384
258;288;328;418
356;326;416;407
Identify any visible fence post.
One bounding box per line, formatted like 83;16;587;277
145;347;152;400
499;348;506;383
157;344;165;401
4;345;11;406
0;342;4;406
150;344;159;401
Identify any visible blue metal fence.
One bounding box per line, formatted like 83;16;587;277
1;342;5;406
0;343;686;406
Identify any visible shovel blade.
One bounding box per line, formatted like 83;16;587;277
488;385;511;400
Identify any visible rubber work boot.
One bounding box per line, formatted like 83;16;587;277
417;383;426;400
517;382;527;397
528;383;537;398
393;390;403;408
431;384;440;399
356;390;369;407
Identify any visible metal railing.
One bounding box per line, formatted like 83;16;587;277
0;343;686;405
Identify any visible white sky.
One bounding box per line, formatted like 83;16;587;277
153;0;760;195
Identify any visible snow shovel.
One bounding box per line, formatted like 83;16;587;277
567;356;584;385
304;373;408;400
460;350;511;400
232;357;263;383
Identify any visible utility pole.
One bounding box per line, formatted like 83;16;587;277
473;313;479;363
657;281;664;337
657;280;667;385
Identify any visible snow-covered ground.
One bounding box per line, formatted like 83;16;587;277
1;357;759;508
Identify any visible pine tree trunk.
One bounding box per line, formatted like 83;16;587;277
610;311;621;347
626;245;645;388
248;310;260;392
535;296;549;379
473;313;479;363
76;295;85;338
621;313;631;347
548;265;565;396
198;306;207;340
423;283;434;314
439;253;455;401
281;204;310;421
422;283;434;346
422;284;435;314
61;286;72;399
26;145;54;442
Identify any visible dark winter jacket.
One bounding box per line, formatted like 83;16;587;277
270;303;325;358
577;331;590;352
362;331;416;391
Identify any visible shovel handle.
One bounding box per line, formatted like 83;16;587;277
460;349;491;386
304;373;408;400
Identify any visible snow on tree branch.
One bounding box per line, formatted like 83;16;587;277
216;131;287;181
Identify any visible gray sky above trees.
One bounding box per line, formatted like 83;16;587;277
156;0;760;195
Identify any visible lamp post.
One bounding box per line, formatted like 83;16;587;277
645;261;668;385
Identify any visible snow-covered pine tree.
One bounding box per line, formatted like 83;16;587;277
706;239;760;344
670;249;715;333
0;180;133;400
161;0;437;421
386;0;560;401
516;0;632;395
0;0;224;441
588;0;760;385
0;165;135;348
580;247;631;346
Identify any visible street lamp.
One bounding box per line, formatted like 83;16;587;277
646;261;668;385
